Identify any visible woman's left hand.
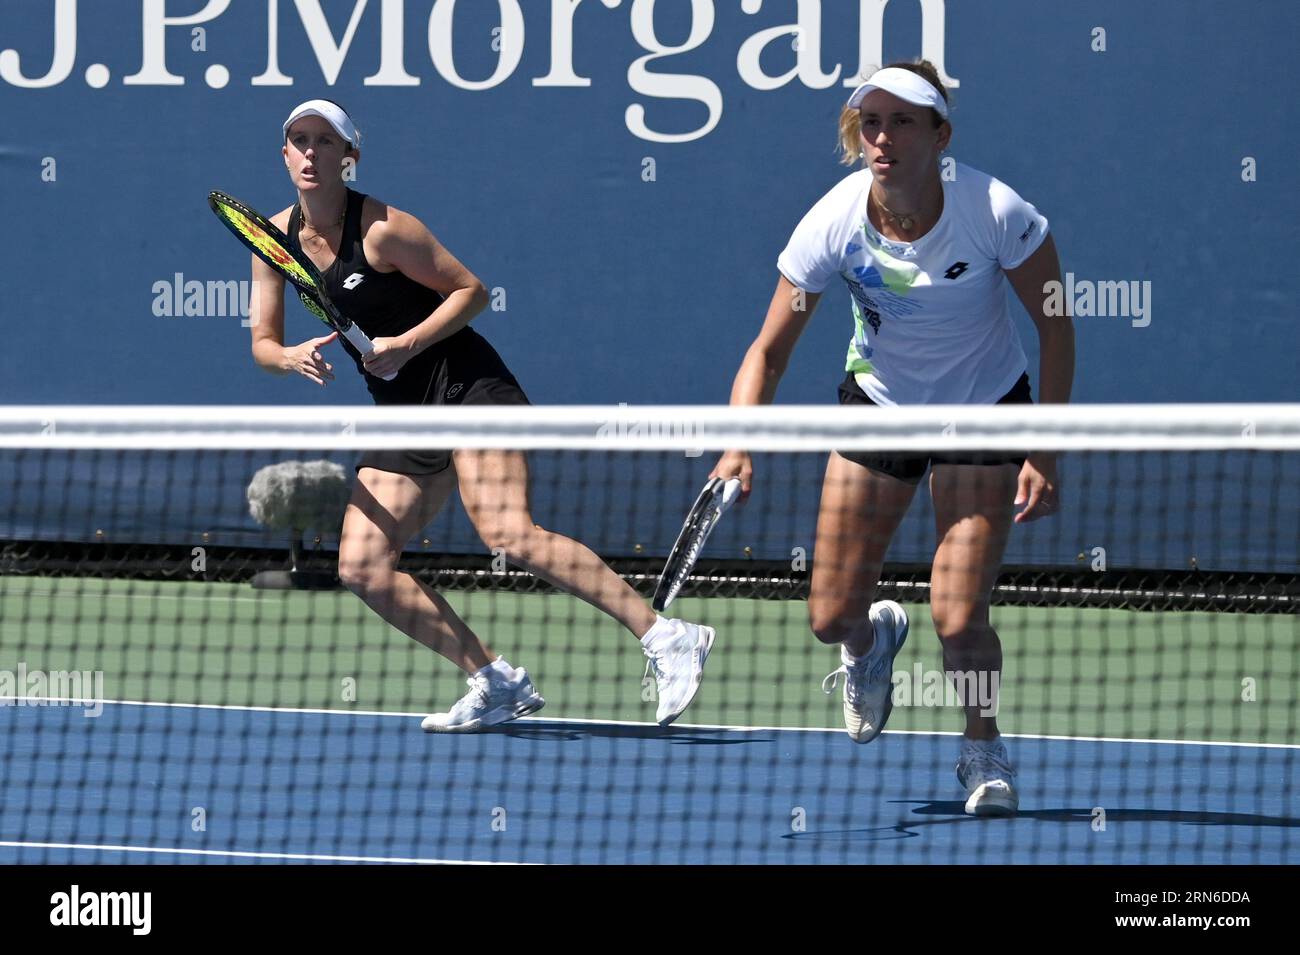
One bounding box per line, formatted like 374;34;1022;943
1014;453;1060;523
362;337;415;380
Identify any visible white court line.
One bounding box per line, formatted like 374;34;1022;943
1;588;277;604
0;840;528;865
13;695;1300;750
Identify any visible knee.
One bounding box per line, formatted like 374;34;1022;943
478;520;543;563
337;547;395;597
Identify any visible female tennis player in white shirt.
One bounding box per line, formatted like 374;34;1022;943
712;62;1074;815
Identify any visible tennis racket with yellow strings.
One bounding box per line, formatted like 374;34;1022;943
208;190;395;380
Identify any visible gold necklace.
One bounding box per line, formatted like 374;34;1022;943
302;206;345;232
873;190;923;232
301;208;344;248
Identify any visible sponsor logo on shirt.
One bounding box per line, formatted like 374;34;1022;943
446;383;464;399
853;264;887;289
343;273;365;290
1018;221;1037;243
943;261;970;280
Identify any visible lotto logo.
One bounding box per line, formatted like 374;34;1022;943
343;273;365;290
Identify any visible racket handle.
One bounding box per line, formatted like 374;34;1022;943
340;323;397;382
719;478;743;510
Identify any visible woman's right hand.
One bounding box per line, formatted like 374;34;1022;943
281;332;338;386
710;450;753;499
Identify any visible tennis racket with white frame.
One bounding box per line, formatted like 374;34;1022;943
652;477;744;612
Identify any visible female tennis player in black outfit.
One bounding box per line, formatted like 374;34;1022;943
247;100;714;731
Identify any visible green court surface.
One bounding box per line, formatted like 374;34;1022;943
1;576;1293;745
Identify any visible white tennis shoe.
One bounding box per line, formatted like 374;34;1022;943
821;600;909;743
643;620;715;726
421;667;544;733
956;737;1019;816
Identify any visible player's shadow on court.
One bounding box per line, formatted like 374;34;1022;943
497;722;769;746
783;801;1300;842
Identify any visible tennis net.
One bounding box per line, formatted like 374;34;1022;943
0;404;1296;864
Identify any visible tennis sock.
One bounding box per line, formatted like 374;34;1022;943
640;616;677;653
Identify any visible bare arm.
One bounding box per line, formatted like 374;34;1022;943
248;252;290;372
246;213;337;386
1005;234;1074;405
729;275;821;405
363;207;489;379
712;276;821;493
1003;233;1074;521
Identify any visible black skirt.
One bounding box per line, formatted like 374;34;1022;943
835;371;1032;484
356;327;529;477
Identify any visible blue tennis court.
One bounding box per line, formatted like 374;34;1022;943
2;701;1295;865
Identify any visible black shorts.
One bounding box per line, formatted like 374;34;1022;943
836;372;1032;484
357;328;529;477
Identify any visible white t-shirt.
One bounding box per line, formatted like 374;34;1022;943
777;162;1049;405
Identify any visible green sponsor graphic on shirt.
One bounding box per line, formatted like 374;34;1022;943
846;300;875;374
846;350;874;375
844;229;923;373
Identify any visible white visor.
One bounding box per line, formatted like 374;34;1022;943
283;99;361;148
846;67;949;119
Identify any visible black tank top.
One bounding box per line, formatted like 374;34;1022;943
288;189;467;400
